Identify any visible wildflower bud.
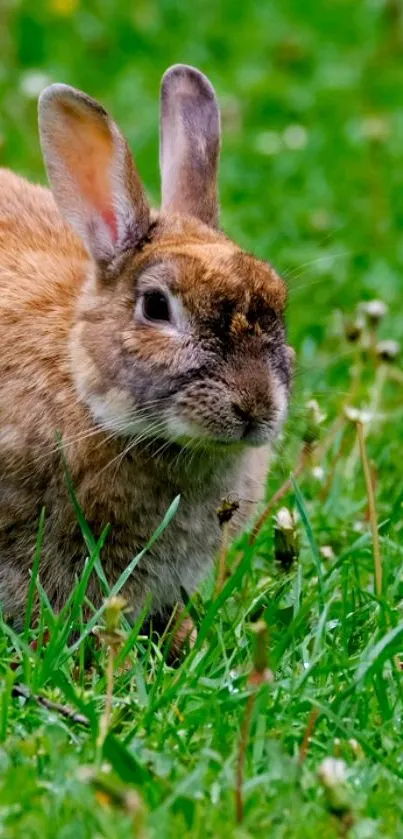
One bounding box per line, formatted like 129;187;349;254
360;299;388;327
320;545;335;561
303;399;326;445
274;507;299;571
105;596;127;633
343;406;372;425
248;620;274;687
80;766;146;822
360;116;389;143
348;738;363;758
376;339;400;363
312;465;325;482
98;596;127;652
318;757;351;815
344;406;360;423
344;317;364;343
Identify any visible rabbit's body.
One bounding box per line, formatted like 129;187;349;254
0;66;292;627
0;169;271;621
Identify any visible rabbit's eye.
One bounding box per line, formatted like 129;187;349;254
142;290;171;323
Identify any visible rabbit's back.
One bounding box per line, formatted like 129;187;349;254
0;171;93;618
0;169;88;428
0;169;86;309
0;169;84;256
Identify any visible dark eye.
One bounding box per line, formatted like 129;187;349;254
142;290;171;323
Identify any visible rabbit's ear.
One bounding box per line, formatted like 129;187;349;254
38;84;150;265
160;65;220;227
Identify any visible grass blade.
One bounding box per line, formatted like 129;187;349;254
292;476;324;610
23;507;45;643
355;621;403;684
61;495;181;663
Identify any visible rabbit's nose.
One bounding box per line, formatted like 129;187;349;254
232;402;260;439
232;402;253;424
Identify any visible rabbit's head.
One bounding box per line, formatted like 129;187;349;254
39;65;293;449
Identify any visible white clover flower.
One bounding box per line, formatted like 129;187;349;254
20;71;52;99
254;131;282;156
344;406;374;424
376;339;400;362
312;466;325;482
360;299;388;324
318;757;347;788
283;124;308;150
320;545;335;561
306;399;326;426
275;507;295;531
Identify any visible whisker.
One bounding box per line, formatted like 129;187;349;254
22;400;170;466
293;348;357;377
95;422;167;479
283;250;352;284
152;436;178;460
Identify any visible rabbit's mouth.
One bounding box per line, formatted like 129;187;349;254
162;401;287;450
171;422;280;450
161;373;289;449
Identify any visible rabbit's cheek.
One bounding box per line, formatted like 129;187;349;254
163;413;206;443
69;321;102;400
80;386;135;434
69;320;136;432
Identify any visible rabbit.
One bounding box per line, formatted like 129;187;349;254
0;64;293;635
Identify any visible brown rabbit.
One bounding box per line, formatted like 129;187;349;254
0;65;292;630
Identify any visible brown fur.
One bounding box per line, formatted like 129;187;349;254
0;68;292;634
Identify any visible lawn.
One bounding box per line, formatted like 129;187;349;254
1;0;403;836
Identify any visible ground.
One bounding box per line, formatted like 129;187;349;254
1;0;403;836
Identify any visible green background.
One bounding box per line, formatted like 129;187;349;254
1;1;403;837
2;0;403;352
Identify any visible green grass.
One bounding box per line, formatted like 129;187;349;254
1;0;403;836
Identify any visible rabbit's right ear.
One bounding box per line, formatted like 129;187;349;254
38;85;150;266
160;65;221;228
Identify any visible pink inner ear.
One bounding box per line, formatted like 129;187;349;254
59;111;119;245
101;207;118;242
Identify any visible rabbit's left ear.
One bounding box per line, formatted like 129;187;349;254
159;64;221;227
39;84;150;265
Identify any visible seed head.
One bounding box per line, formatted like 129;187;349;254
303;399;326;445
318;757;352;815
344;316;365;343
105;596;127;633
360;299;388;326
274;507;299;570
376;339;400;363
248;620;274;686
